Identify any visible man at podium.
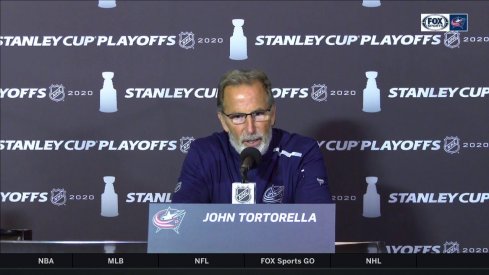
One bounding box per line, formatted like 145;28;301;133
172;69;332;204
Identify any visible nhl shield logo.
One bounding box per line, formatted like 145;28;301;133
443;241;460;253
236;187;251;203
444;31;460;49
444;136;460;154
50;188;67;206
179;32;195;49
49;84;65;102
311;84;328;102
180;136;195;153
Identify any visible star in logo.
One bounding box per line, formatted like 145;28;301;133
152;207;186;234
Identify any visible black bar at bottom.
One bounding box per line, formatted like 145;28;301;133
73;253;158;268
159;254;244;268
418;254;489;268
332;253;416;268
245;254;330;268
0;253;72;268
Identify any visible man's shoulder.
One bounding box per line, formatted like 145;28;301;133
190;131;228;151
274;128;318;150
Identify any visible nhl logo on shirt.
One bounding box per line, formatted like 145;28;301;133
231;182;256;204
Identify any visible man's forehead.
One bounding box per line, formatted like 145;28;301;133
223;83;267;102
224;80;265;92
222;83;269;113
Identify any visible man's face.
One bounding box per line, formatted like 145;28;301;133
218;81;276;154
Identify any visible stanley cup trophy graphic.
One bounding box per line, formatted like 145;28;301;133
229;19;248;60
98;0;116;8
99;72;118;113
362;0;381;7
101;176;119;217
362;71;381;113
363;176;381;218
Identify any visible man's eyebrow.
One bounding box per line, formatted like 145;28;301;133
229;108;268;114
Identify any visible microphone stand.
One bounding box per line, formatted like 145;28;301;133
240;167;248;183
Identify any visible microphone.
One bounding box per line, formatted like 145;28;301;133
240;147;262;183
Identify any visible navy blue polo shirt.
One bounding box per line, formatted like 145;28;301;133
172;128;332;204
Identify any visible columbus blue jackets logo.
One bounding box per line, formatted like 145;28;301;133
449;14;468;31
235;186;252;203
50;188;67;206
443;136;460;154
443;241;460;253
263;185;285;203
153;207;186;234
49;84;65;102
178;32;195;49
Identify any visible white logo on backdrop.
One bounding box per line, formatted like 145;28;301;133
48;84;65;102
99;72;118;113
362;0;381;8
179;137;195;153
444;31;461;49
178;32;195;49
444;136;460;154
229;19;248;60
98;0;116;8
362;71;381;113
363;176;381;218
50;188;67;206
311;84;328;102
421;14;449;32
101;176;119;217
443;241;460;253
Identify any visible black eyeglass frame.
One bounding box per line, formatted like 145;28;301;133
221;105;273;125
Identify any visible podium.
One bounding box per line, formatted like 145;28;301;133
147;203;335;253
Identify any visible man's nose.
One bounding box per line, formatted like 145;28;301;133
244;115;256;134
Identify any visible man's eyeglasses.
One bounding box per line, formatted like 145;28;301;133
221;106;272;125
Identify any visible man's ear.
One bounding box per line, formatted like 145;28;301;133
217;112;229;132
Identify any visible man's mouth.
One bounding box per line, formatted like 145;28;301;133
242;137;262;147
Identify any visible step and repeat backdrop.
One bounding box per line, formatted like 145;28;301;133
1;0;488;254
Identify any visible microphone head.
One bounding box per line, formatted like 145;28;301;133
240;147;262;166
